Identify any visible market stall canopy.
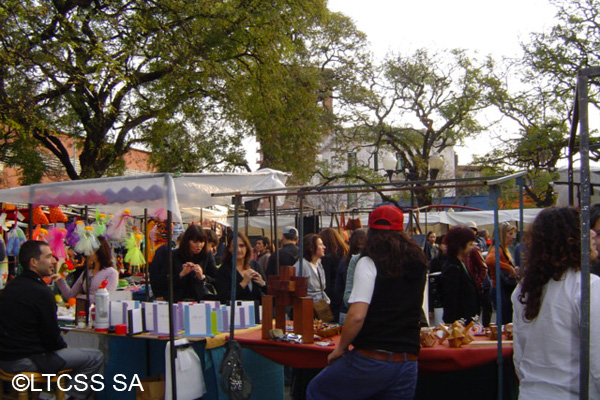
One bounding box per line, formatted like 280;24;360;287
0;169;289;222
229;208;543;231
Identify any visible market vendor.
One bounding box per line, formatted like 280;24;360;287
306;205;427;399
55;236;118;303
0;240;103;399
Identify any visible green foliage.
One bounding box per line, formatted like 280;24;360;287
0;0;339;181
477;0;600;207
331;49;501;206
523;0;600;102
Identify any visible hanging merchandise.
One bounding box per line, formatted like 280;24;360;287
107;209;133;241
6;223;26;256
124;232;145;267
48;206;68;223
65;220;80;248
32;225;48;242
32;206;50;225
92;210;107;237
47;227;68;259
150;208;167;222
74;222;100;256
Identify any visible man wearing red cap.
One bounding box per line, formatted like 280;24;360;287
307;205;427;399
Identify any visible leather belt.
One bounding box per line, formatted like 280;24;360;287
356;349;418;362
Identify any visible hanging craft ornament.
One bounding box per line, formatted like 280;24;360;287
107;209;132;241
6;223;26;256
92;210;107;237
74;223;100;256
48;206;68;223
150;208;167;222
65;220;80;248
32;226;49;242
32;206;49;225
47;227;68;259
0;213;7;230
124;232;146;267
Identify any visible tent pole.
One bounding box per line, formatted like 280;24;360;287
578;71;592;400
229;195;241;339
144;208;149;302
273;196;279;274
490;184;503;400
298;195;304;277
166;210;177;400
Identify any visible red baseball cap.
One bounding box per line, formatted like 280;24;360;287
369;205;404;231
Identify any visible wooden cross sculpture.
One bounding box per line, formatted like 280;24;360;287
262;265;314;344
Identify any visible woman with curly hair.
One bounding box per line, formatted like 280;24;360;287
512;206;600;399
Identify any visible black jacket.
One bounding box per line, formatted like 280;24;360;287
0;269;67;361
216;260;266;303
441;256;480;324
265;243;299;277
149;245;218;301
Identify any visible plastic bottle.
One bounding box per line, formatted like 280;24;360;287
77;311;87;329
95;280;110;332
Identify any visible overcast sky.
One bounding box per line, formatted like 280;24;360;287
326;0;559;164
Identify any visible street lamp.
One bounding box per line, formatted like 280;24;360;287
428;153;444;180
382;152;398;182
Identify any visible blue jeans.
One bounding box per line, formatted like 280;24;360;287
306;349;418;400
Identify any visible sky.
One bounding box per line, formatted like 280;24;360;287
325;0;559;164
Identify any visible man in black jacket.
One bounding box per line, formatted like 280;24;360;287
265;226;299;277
0;240;103;399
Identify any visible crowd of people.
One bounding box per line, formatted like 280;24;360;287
0;204;598;400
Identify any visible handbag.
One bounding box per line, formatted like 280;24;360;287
194;280;218;301
219;340;252;400
313;268;334;322
314;299;334;322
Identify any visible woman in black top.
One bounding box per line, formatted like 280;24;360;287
216;232;266;303
441;225;480;324
150;225;218;301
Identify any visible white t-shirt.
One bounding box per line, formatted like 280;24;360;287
348;256;377;305
512;269;600;400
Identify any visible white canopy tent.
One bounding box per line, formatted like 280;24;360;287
0;169;289;221
228;208;543;232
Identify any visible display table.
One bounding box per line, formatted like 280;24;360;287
61;326;284;400
233;329;518;399
232;328;513;373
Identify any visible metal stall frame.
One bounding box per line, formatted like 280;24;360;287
214;172;527;400
567;66;599;400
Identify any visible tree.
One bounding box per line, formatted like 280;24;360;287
523;0;600;104
330;49;501;206
476;0;600;207
0;0;333;182
236;11;370;184
474;69;568;207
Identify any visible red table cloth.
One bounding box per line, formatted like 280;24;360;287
232;329;513;373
